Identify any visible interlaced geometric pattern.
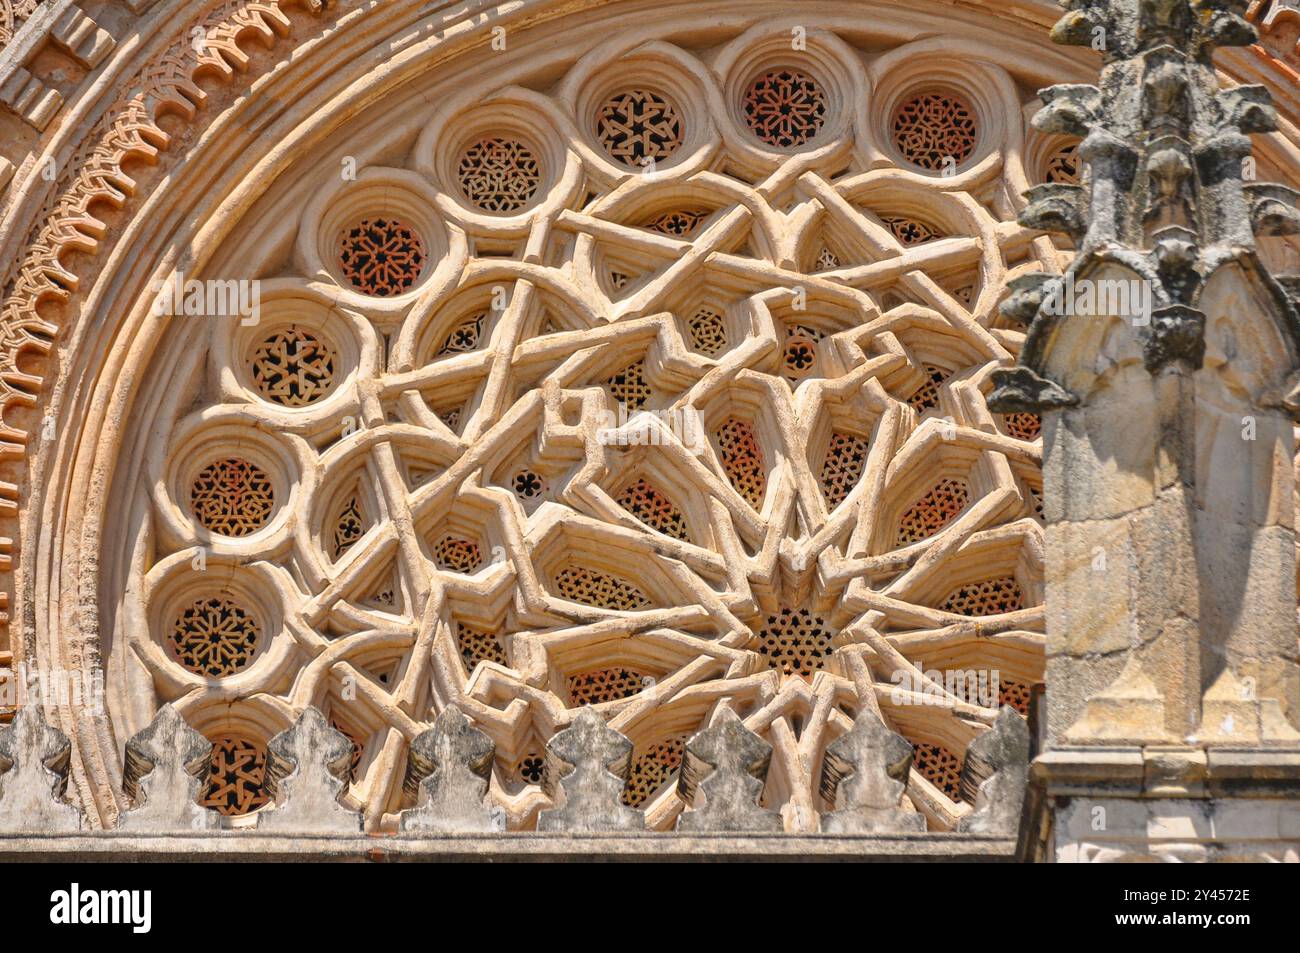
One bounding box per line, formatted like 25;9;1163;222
170;597;260;677
687;307;727;356
757;607;834;677
914;743;964;803
438;313;485;355
338;218;426;296
596;89;684;166
617;479;690;541
819;431;869;509
907;364;948;410
999;679;1033;717
200;736;270;816
190;458;274;536
937;577;1025;616
892;92;978;170
897;478;969;545
250;326;337;407
140;23;1050;833
743;69;827;148
554;567;653;610
607;360;652;410
456;623;508;670
433;535;483;572
1046;141;1081;185
644;209;708;236
716;417;767;508
621;736;686;807
567;667;650;706
1002;412;1042;441
882;215;943;247
457;137;542;212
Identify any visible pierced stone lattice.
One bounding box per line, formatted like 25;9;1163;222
190;458;274;536
338;218;426;296
596;89;684;166
567;667;650;706
1045;140;1082;185
743;68;827;148
457;137;542;212
554;567;653;610
882;215;943;247
1003;412;1042;441
644;209;708;236
332;494;366;560
170;597;260;677
621;736;685;807
907;364;948;411
782;324;821;378
999;679;1033;717
896;478;969;545
892;92;978;170
607;360;652;410
434;535;483;573
815;247;840;270
515;753;545;785
200;736;270;816
250;326;337;407
937;576;1025;617
438;313;485;355
757;607;834;677
617;479;690;541
914;742;963;803
456;623;508;670
819;431;870;510
511;469;546;501
716;417;767;509
688;307;727;356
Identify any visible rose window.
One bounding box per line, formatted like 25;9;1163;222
130;24;1049;834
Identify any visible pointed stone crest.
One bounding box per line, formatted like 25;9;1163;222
118;704;219;832
819;707;926;833
536;708;644;832
956;706;1031;835
399;706;502;833
676;708;782;832
0;707;83;832
257;706;362;833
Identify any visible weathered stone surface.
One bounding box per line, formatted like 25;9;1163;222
0;707;82;832
677;708;782;833
399;706;502;834
819;708;925;834
957;707;1030;835
118;704;219;832
257;707;362;833
537;708;644;833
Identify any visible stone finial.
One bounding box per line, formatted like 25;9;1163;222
536;708;644;832
118;704;219;832
956;707;1031;835
257;707;362;833
0;707;82;832
819;708;926;834
676;708;782;832
399;706;502;833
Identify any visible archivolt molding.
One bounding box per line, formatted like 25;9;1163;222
0;0;1297;830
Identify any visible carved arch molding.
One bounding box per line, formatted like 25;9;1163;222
0;0;1297;831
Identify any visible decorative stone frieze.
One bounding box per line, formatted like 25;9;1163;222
537;709;645;833
257;707;363;834
399;706;502;834
117;704;219;832
677;708;782;832
0;706;81;832
819;705;926;834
